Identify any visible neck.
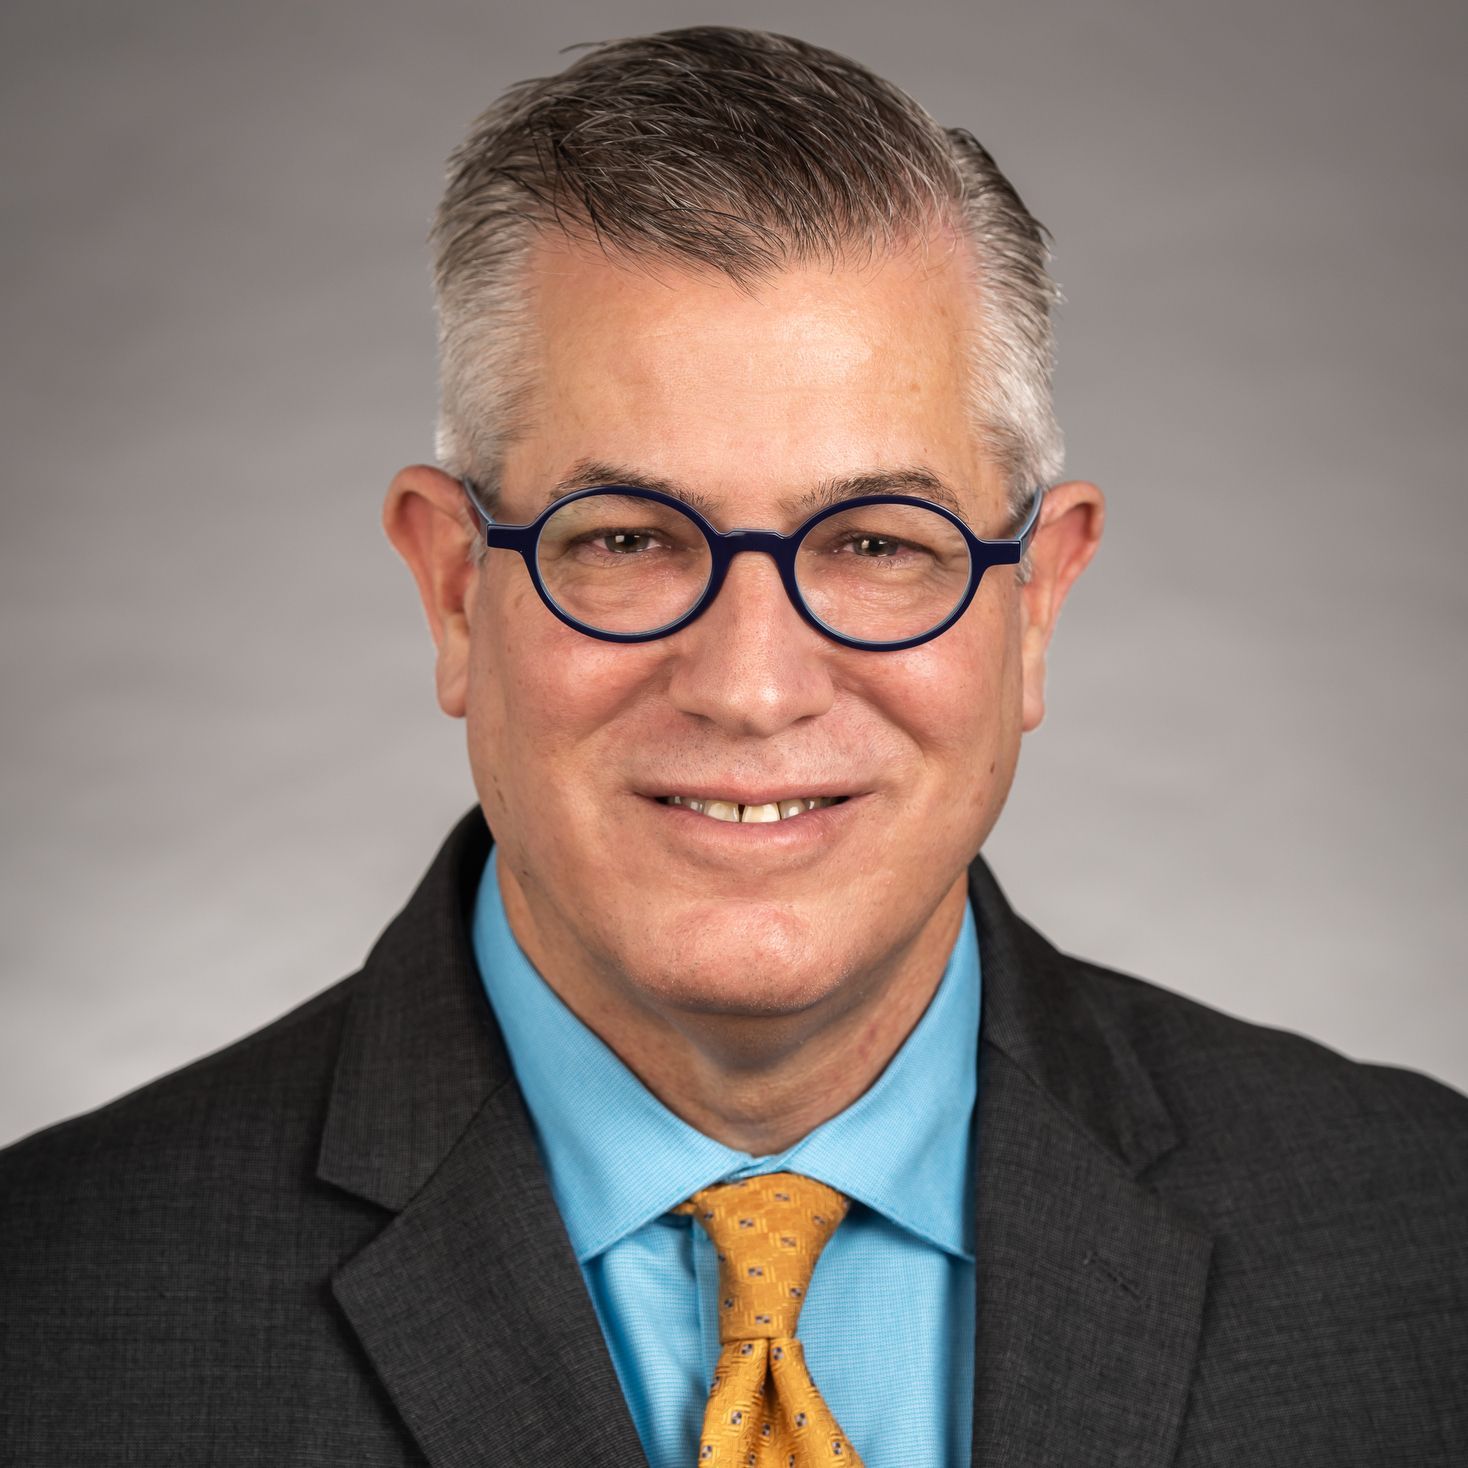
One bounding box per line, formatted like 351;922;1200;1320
497;865;969;1155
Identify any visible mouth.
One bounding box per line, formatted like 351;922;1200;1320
655;794;851;824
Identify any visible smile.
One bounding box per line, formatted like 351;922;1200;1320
657;795;850;823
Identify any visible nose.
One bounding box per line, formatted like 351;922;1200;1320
664;550;836;736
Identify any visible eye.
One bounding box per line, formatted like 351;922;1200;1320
600;529;658;554
849;534;903;557
798;504;964;576
565;526;669;558
827;530;932;562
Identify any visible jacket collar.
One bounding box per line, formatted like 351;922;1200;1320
317;805;510;1210
966;854;1182;1177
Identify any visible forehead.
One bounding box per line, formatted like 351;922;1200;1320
497;234;996;521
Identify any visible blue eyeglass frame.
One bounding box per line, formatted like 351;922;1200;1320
461;479;1046;652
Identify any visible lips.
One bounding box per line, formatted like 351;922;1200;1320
658;795;849;823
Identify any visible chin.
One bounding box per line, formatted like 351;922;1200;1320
609;900;854;1019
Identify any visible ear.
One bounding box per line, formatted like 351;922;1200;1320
382;464;480;719
1018;480;1105;732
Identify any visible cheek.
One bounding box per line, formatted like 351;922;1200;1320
465;574;655;814
864;592;1022;813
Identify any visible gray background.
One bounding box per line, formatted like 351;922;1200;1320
3;0;1464;1149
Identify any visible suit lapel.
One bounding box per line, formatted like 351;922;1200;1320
967;856;1214;1467
318;809;646;1468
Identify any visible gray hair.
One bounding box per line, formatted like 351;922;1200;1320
431;26;1062;557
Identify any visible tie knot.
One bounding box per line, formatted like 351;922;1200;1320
676;1172;849;1341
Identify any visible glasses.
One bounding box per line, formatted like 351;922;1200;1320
461;480;1046;652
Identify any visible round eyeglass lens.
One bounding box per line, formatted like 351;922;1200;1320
795;502;973;644
535;492;713;635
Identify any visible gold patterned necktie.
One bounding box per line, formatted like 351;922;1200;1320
675;1172;865;1467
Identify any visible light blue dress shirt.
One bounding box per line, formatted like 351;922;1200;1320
472;846;978;1468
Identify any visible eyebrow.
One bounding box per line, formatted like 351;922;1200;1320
548;459;970;523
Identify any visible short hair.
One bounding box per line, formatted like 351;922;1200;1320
431;25;1062;540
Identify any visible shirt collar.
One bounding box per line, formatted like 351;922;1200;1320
472;846;978;1264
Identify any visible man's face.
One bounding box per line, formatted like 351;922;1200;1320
401;236;1094;1026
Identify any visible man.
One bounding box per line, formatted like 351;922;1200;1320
2;25;1465;1467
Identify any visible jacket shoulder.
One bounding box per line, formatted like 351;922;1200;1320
0;973;359;1227
1052;941;1468;1302
1034;937;1468;1454
1069;949;1468;1162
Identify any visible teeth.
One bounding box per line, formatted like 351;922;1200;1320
663;794;844;822
741;802;780;823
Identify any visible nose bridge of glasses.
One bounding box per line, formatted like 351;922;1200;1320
707;527;799;589
713;526;795;559
699;527;809;631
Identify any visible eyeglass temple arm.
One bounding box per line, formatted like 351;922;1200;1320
462;477;494;531
462;478;538;553
998;484;1046;561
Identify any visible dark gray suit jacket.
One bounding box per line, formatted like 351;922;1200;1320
3;807;1466;1465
